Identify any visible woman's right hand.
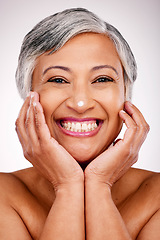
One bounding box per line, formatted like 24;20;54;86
15;92;84;191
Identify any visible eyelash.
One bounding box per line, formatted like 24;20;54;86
92;76;114;83
47;77;69;84
47;76;114;84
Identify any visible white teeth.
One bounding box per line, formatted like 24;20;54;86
88;123;91;130
75;122;81;132
67;122;71;130
61;121;98;132
82;123;87;132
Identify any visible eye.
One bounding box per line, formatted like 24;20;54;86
47;77;69;84
92;76;114;83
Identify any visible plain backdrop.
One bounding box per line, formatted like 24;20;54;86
0;0;160;172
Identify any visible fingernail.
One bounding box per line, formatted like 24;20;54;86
30;92;35;99
27;91;32;97
120;110;126;114
33;102;36;107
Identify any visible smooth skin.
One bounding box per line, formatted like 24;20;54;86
0;33;160;239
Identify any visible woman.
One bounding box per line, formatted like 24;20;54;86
0;8;159;239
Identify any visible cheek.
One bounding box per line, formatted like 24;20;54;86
102;87;124;137
38;89;63;122
101;86;125;116
101;88;124;144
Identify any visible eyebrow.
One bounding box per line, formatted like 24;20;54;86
43;64;118;76
43;66;71;75
91;65;118;75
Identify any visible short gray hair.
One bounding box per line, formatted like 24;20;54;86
15;8;137;100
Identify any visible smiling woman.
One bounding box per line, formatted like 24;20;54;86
31;33;125;164
0;7;160;240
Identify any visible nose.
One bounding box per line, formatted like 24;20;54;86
65;86;95;114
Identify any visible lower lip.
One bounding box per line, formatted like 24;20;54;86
57;121;103;137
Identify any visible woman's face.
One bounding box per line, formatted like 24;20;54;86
32;33;125;165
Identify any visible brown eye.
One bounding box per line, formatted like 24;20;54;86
48;78;69;83
93;77;114;83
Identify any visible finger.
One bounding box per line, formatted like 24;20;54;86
15;125;26;150
119;110;138;146
119;108;149;155
124;101;150;131
124;102;150;145
33;99;52;144
15;93;31;145
25;96;39;148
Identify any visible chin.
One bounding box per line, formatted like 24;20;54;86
71;149;94;162
65;145;103;169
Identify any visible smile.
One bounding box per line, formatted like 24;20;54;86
57;118;103;137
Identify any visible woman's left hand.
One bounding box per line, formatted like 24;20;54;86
85;101;150;188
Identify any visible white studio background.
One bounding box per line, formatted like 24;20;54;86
0;0;160;172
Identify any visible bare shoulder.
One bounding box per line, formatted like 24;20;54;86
0;168;51;239
126;168;160;197
0;170;29;203
0;167;55;209
112;167;160;204
138;168;160;196
0;168;40;201
133;168;160;207
112;168;160;239
0;168;45;218
0;170;33;239
131;169;160;239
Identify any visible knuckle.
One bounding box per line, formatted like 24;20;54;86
36;121;42;129
146;123;150;133
133;155;138;164
24;144;41;161
24;145;32;158
26;148;32;157
35;116;42;129
140;122;150;134
15;118;20;128
25;117;31;128
15;118;23;134
131;124;138;133
15;125;18;133
24;150;29;159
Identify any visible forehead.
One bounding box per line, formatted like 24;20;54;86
35;33;123;75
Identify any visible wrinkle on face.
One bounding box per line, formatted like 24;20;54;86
32;33;125;163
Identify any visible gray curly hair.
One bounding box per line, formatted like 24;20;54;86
15;8;137;100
